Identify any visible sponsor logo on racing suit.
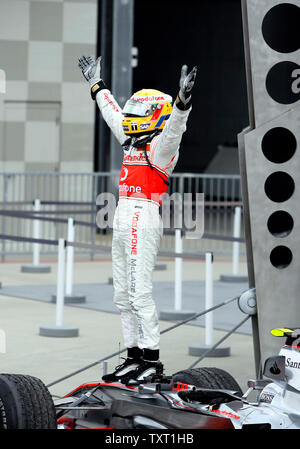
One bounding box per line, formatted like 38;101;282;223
128;210;144;340
131;211;140;256
123;153;147;162
119;184;142;194
103;92;120;112
120;167;128;182
130;258;136;293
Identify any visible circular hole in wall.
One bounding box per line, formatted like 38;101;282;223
262;127;297;164
270;245;293;269
262;3;300;53
264;172;295;203
266;61;300;105
267;211;294;237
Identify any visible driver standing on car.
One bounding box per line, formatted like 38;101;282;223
78;55;196;384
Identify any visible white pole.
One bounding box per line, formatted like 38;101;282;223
103;360;108;376
65;217;75;296
205;252;214;346
33;199;40;266
56;238;66;327
174;229;182;311
232;206;242;275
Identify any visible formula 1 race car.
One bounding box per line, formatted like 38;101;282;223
1;327;300;430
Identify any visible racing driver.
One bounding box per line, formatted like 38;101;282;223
78;55;196;384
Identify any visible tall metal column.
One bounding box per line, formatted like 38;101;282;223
238;0;261;378
110;0;134;177
239;0;300;369
94;0;113;173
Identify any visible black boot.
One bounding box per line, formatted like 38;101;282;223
102;347;143;383
121;349;164;385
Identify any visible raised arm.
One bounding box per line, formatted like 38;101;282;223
150;65;197;168
78;55;126;145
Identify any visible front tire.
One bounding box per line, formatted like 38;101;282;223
0;374;57;429
172;367;243;395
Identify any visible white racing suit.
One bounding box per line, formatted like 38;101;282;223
96;89;191;350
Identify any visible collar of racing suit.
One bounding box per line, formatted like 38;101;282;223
121;130;161;152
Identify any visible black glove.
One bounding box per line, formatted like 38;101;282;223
176;65;197;110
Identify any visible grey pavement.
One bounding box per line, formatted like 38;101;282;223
0;257;257;398
0;280;251;334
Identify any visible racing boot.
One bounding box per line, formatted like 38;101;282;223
102;347;143;383
121;349;164;385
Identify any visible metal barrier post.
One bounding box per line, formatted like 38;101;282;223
205;251;214;346
159;229;196;321
21;199;51;273
188;252;231;357
33;198;41;266
56;238;66;327
103;360;108;377
174;229;182;311
64;218;86;303
232;206;242;275
65;217;75;297
51;218;86;304
1;174;8;263
39;238;79;338
219;206;248;283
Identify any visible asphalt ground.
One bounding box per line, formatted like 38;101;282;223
0;255;257;398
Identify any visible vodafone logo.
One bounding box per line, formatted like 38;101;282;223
131;94;172;103
132;95;164;102
131;211;140;255
119;184;142;194
120;166;128;181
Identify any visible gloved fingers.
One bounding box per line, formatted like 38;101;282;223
188;66;197;83
78;54;102;87
183;65;197;93
189;66;197;80
95;56;102;66
78;57;84;69
78;55;95;70
179;64;188;89
181;64;188;76
85;56;95;68
78;56;89;70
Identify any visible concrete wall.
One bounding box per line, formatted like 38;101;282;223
0;0;98;173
